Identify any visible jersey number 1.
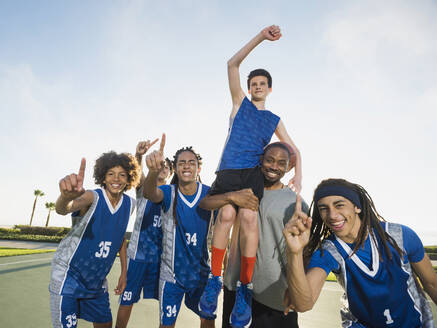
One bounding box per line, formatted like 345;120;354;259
384;309;394;324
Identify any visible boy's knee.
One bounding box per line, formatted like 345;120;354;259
218;206;237;225
238;208;257;224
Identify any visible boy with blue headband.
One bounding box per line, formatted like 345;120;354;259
283;178;437;328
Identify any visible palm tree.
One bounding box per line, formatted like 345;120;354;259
45;202;56;227
29;189;45;226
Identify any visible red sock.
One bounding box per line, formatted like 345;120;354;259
211;246;226;277
240;256;256;284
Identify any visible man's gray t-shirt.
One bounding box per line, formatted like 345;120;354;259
224;187;308;311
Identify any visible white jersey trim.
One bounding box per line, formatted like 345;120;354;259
129;198;148;260
335;233;379;278
101;187;124;214
59;190;99;294
178;182;202;208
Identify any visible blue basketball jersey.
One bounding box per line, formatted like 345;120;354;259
309;222;433;328
159;183;212;289
49;189;134;298
217;97;280;171
127;188;163;262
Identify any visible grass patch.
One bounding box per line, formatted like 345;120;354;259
0;233;63;243
0;247;55;257
424;246;437;253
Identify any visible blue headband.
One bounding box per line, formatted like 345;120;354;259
314;185;362;209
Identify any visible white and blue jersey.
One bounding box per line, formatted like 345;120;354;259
217;97;280;172
49;189;134;298
308;222;434;328
120;188;163;304
159;183;212;289
127;188;163;262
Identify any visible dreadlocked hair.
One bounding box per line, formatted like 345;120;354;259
305;178;404;263
165;157;174;176
170;146;202;225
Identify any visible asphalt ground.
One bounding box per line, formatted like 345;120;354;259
0;240;435;327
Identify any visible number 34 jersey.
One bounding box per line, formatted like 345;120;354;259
159;183;212;290
49;189;134;298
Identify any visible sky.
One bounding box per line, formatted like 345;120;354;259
1;0;436;244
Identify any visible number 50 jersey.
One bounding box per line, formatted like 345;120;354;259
49;189;134;298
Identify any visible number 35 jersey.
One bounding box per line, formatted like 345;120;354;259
49;189;134;298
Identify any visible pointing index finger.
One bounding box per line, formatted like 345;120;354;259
149;138;159;148
78;158;86;179
76;158;86;192
295;194;302;213
159;133;166;154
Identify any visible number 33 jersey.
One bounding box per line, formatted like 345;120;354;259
49;189;134;298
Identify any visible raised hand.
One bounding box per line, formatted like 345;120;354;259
230;188;259;211
145;133;166;174
261;25;282;41
59;158;86;200
136;138;159;157
288;175;302;194
283;195;312;254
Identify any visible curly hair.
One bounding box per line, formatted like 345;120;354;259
170;147;202;225
305;178;404;262
93;151;140;191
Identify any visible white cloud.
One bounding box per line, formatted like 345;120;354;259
324;0;437;60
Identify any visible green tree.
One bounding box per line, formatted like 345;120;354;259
45;202;56;227
29;189;45;226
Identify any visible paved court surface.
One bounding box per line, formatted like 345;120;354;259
0;239;59;250
0;241;436;327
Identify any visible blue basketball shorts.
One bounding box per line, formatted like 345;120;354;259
158;278;215;326
50;291;111;328
119;258;160;305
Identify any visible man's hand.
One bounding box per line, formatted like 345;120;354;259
59;158;86;201
145;133;166;174
283;288;296;315
261;25;282;41
283;195;312;254
288;175;302;194
230;189;259;211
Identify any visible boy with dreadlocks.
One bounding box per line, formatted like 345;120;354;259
116;139;174;328
199;25;302;327
143;134;215;328
283;178;437;328
49;152;140;328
